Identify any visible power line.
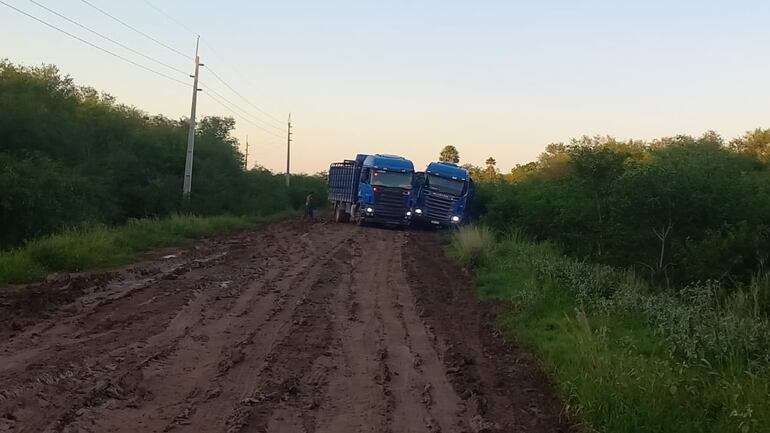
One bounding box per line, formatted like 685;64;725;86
78;0;192;61
199;40;286;124
200;79;285;133
27;0;188;77
198;80;285;135
205;65;285;128
202;89;285;142
140;0;197;36
135;0;288;129
0;0;189;87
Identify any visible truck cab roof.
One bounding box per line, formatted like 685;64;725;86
361;154;414;172
425;162;469;181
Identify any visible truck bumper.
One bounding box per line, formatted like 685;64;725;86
413;215;461;228
361;216;411;226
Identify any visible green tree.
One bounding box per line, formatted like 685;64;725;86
0;60;328;247
439;145;460;163
730;128;770;162
484;157;498;181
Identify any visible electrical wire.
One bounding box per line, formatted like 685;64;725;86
201;87;286;141
200;79;285;132
78;0;192;61
0;0;189;87
199;39;286;125
136;1;287;127
205;65;286;128
140;0;198;36
26;0;189;76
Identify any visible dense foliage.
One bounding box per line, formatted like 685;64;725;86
0;61;326;249
452;229;770;433
469;132;770;288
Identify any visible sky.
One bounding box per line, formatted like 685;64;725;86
2;0;769;173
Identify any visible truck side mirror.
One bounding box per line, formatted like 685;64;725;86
360;168;370;183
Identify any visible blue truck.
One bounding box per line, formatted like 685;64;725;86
412;162;474;227
328;154;415;226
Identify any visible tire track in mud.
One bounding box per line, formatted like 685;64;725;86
225;242;354;433
67;223;357;433
0;222;336;433
403;231;571;433
1;221;571;433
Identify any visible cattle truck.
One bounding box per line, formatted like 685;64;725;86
412;162;474;227
327;154;415;226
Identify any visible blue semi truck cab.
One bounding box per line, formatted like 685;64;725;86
328;154;415;226
413;162;474;227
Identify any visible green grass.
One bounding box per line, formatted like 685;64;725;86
452;226;770;433
448;225;495;268
0;213;289;285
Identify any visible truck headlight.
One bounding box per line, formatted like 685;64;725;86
451;216;460;222
406;211;412;216
415;209;422;214
366;207;374;213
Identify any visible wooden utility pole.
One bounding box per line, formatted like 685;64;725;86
182;36;202;198
244;135;249;170
285;113;292;187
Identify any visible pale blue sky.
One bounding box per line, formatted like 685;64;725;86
2;0;769;173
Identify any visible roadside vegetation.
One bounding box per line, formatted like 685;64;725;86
1;61;325;283
453;130;770;432
0;214;287;285
453;229;769;432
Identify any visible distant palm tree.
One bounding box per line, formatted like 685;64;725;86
439;145;460;163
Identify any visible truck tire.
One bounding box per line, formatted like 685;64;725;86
334;204;351;223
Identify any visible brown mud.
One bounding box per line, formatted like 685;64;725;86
0;220;570;433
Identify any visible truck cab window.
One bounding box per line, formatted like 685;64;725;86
370;170;413;189
427;174;465;196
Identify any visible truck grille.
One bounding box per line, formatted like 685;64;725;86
425;192;456;220
374;188;409;218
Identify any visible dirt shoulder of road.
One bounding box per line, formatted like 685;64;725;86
404;232;572;432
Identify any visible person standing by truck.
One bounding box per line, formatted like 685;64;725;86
304;192;314;220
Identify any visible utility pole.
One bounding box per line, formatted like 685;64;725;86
182;36;203;198
244;135;249;170
285;113;292;187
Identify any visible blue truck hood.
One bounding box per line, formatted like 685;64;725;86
425;162;469;180
362;154;414;172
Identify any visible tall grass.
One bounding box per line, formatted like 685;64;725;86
0;213;288;285
452;227;770;433
449;225;495;268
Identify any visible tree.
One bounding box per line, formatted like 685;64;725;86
439;145;460;163
0;60;329;247
484;157;499;181
730;128;770;162
461;163;483;180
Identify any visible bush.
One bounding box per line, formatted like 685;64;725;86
472;233;770;433
478;132;770;289
450;225;495;268
0;61;327;249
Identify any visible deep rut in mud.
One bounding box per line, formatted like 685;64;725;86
0;221;570;433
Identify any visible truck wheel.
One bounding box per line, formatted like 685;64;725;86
340;211;350;223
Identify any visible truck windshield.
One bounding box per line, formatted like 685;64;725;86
370;170;413;189
427;174;466;196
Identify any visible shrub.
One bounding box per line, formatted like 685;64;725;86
450;225;495;268
472;234;770;432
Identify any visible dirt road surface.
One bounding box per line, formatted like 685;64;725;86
0;221;569;433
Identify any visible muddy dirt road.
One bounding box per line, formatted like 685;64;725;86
0;221;568;433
